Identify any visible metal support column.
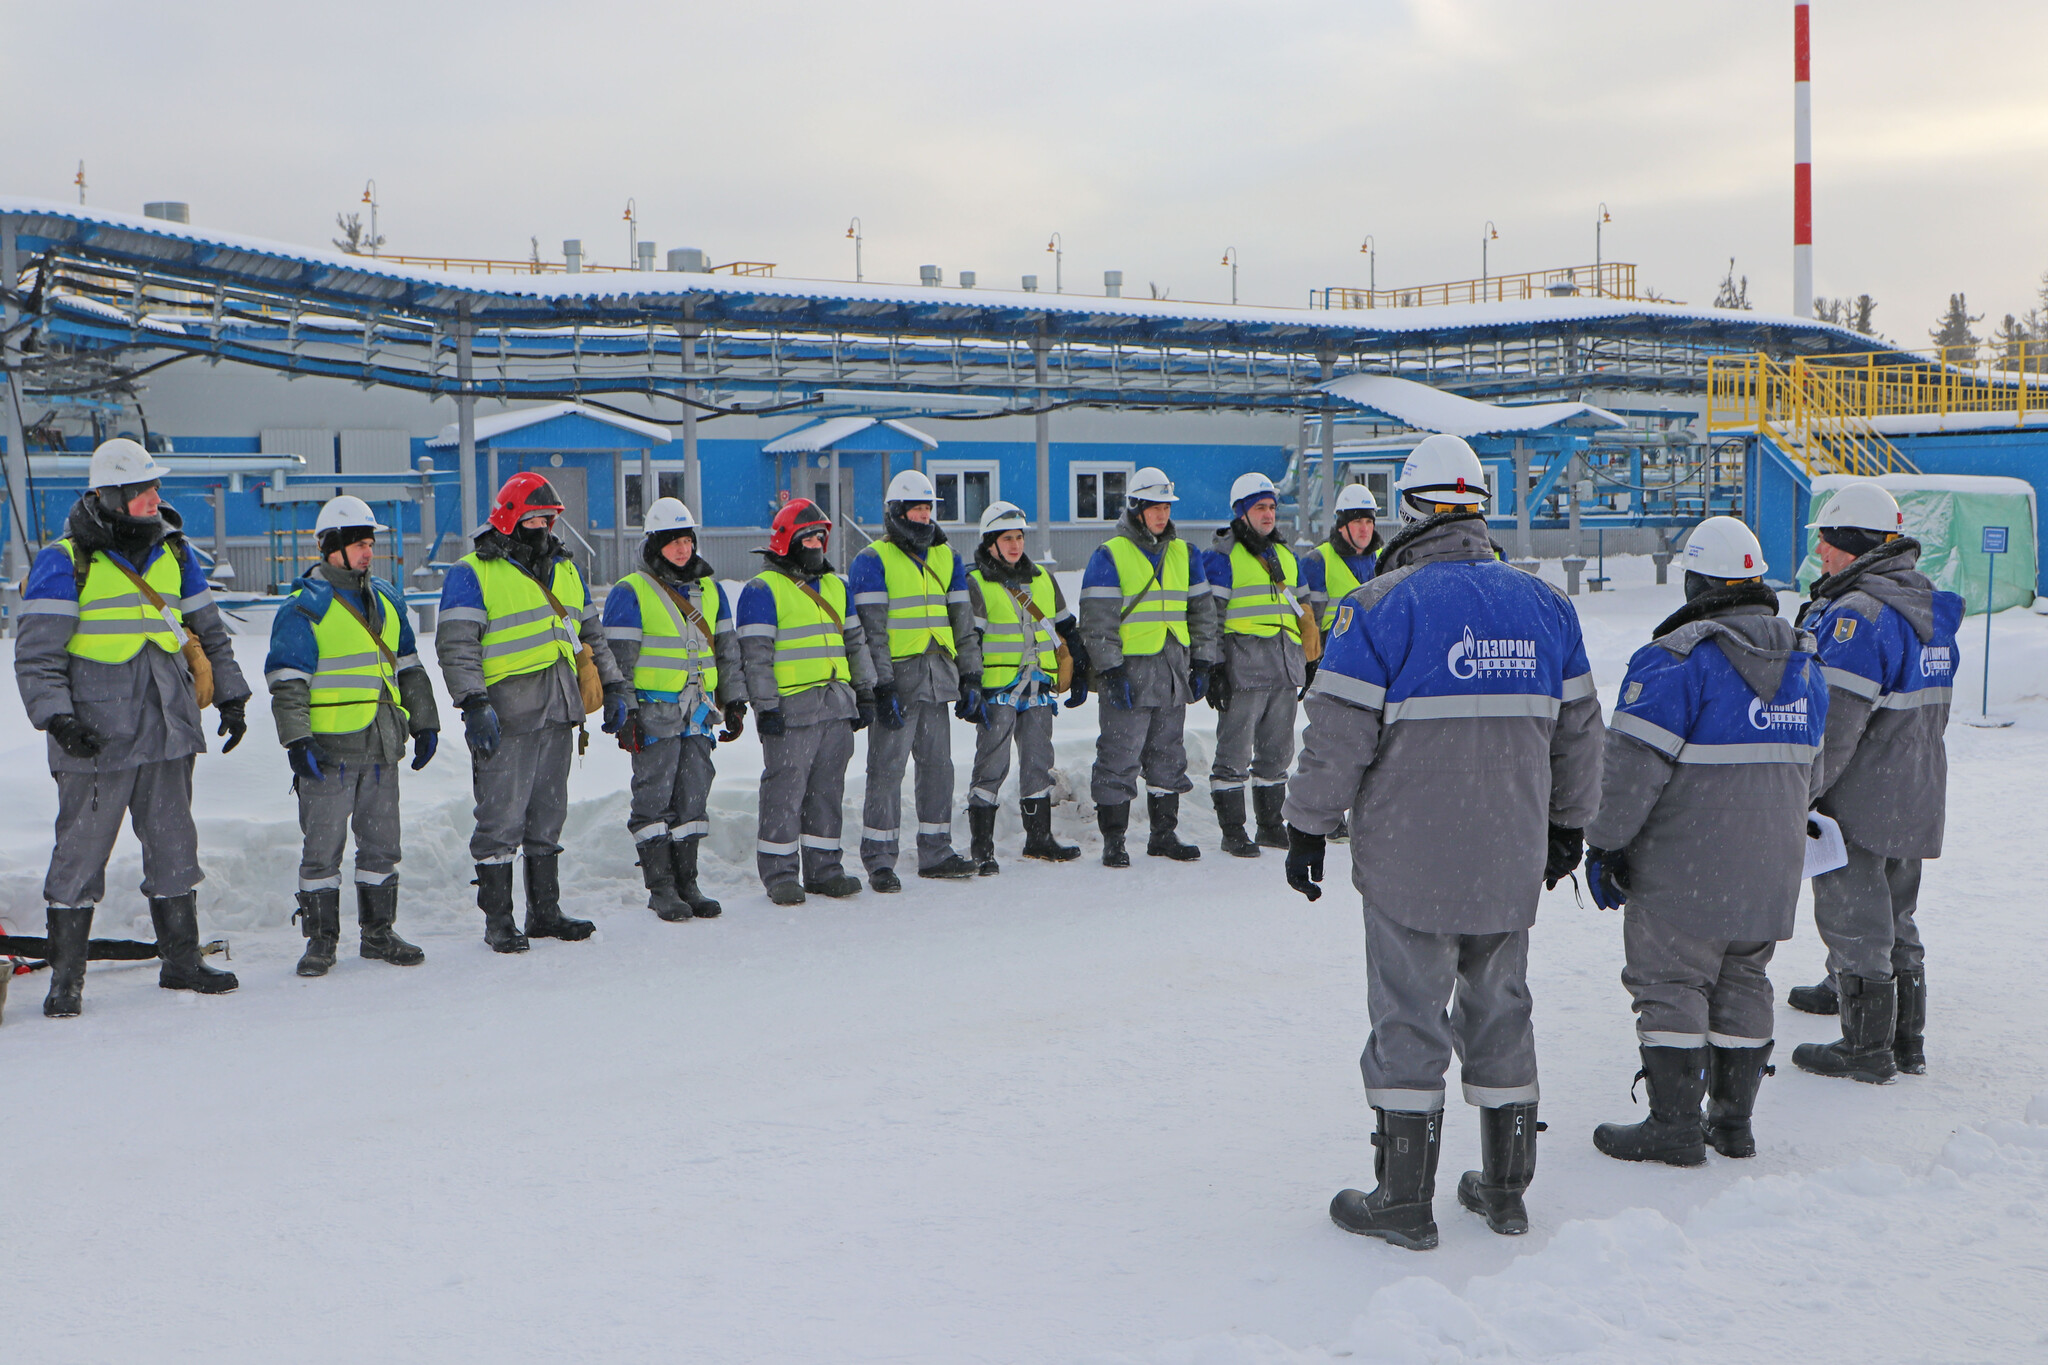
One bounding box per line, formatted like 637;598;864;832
681;306;703;518
1317;349;1337;539
1511;439;1534;567
1033;329;1053;565
1;214;33;629
827;447;842;530
1561;453;1587;595
455;302;477;531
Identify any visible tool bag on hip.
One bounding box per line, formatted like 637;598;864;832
534;576;604;715
111;560;215;708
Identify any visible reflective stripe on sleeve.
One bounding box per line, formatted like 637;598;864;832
1381;693;1561;723
1821;665;1881;700
1310;670;1386;710
1609;709;1685;757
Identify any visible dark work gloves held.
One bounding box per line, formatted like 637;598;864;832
1285;824;1325;902
46;713;103;759
410;729;438;771
873;683;906;730
756;707;787;738
954;674;985;725
1543;823;1584;890
460;695;501;759
1188;661;1213;703
718;700;748;743
1586;846;1630;911
614;710;644;754
1205;664;1234;713
601;686;633;735
216;698;248;753
852;695;874;733
1098;664;1134;711
1298;660;1318;700
287;736;330;782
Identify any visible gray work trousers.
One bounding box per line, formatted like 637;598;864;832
861;699;957;873
1209;686;1297;792
296;760;403;892
757;718;855;889
1360;901;1538;1111
43;757;200;908
1620;907;1776;1047
469;724;575;864
968;705;1056;806
1813;842;1924;981
630;733;716;844
1090;703;1190;806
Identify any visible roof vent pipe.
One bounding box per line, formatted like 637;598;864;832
919;265;942;287
1103;270;1123;298
958;270;976;289
143;202;190;223
667;248;709;273
1021;274;1039;292
563;239;583;274
637;241;657;272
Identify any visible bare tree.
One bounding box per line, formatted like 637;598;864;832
1929;293;1984;361
1148;282;1172;300
333;211;385;256
1712;258;1751;310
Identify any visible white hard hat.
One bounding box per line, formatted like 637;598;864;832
1681;516;1766;579
87;437;171;491
886;468;938;504
1334;483;1380;516
1127;466;1179;504
1394;434;1490;519
979;500;1029;536
314;494;389;536
644;496;698;535
1809;481;1904;535
1229;471;1279;510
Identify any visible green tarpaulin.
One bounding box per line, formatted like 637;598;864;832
1796;475;2038;614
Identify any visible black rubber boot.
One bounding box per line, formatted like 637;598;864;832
1788;976;1839;1016
1330;1107;1441;1250
767;880;806;906
523;853;594;941
358;882;424;965
1145;793;1201;861
868;868;902;893
476;862;528;953
671;837;721;918
151;893;239;994
1019;796;1079;862
1593;1046;1708;1166
41;905;92;1018
638;835;692;922
968;803;1000;876
1458;1102;1540;1235
1793;973;1898;1084
1251;784;1290;850
1704;1042;1774;1158
1328;814;1351;844
1893;969;1926;1075
1098;801;1131;869
1213;788;1260;858
294;888;341;978
805;872;863;898
918;852;978;880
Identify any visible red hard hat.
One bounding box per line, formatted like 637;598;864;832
767;499;832;557
488;471;566;536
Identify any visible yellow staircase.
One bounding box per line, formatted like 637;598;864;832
1706;354;1919;478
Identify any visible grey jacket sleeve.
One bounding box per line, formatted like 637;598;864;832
949;595;983;678
397;664;441;733
1282;691;1382;836
1186;569;1222;665
186;601;252;706
269;676;314;747
436;617;487;706
14;614;78;728
1814;687;1875;798
740;629;782;710
1583;732;1675;852
577;605;626;691
841;600;878;695
1050;576;1073;624
712;621;746;707
1078;593;1123;673
855;599;894;685
608;636;643;684
1548;694;1606;827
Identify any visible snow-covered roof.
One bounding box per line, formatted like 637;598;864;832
425;401;672;448
1319;374;1626;437
1866;411;2048;438
761;417;938;454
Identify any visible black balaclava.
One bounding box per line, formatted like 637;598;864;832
507;519;558;574
792;531;830;576
885;502;939;552
87;482;166;565
1820;526;1888;559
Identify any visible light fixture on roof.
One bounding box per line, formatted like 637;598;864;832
1482;220;1499;297
1595;204;1612;297
1046;232;1062;294
361;180;380;256
623;198;638;265
846;217;863;282
1221;247;1238;306
1359;235;1375;294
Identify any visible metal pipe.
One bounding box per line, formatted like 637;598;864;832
456;302;477;530
1513;439;1533;562
681;307;702;518
1317;350;1337;540
1;213;32;614
1034;330;1053;565
1794;3;1813;317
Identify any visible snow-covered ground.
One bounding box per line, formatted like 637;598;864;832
4;554;2046;1364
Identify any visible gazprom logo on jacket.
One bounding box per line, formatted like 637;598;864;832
1748;696;1811;730
1446;625;1537;680
1919;644;1953;678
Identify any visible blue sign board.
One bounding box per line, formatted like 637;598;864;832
1983;526;2009;554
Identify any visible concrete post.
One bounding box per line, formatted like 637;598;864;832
1317;350;1337;539
1561;453;1588;595
1;215;32;629
1511;439;1535;568
455;301;477;533
1033;330;1053;565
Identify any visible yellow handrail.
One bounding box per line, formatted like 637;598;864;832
1706;353;1920;479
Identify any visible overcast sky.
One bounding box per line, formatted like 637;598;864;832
6;0;2046;345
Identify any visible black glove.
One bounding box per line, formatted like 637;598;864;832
1188;661;1213;703
757;707;787;738
410;729;438;771
873;683;905;730
1099;664;1134;710
1285;823;1325;902
615;709;644;753
461;695;501;759
852;694;874;732
46;713;103;759
1206;665;1234;713
287;736;330;781
1543;823;1584;890
718;700;748;743
1298;660;1318;700
1058;622;1092;707
954;675;985;724
1586;846;1630;911
601;685;633;735
1065;672;1091;708
216;698;248;753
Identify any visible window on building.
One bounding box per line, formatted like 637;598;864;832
624;471;686;527
1069;462;1135;523
928;461;998;525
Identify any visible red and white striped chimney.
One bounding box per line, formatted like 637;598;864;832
1793;3;1813;317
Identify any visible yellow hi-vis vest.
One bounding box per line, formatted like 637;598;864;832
874;542;957;660
305;582;405;734
1104;536;1190;657
1315;541;1367;633
465;553;587;687
624;571;720;698
1222;540;1301;642
60;540;187;663
759;570;851;695
970;567;1057;690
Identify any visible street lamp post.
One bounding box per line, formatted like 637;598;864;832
1046;232;1063;294
361;180;380;256
846;217;863;282
1595;203;1611;296
1482;221;1498;298
1359;235;1375;296
623;198;638;264
1220;247;1238;305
